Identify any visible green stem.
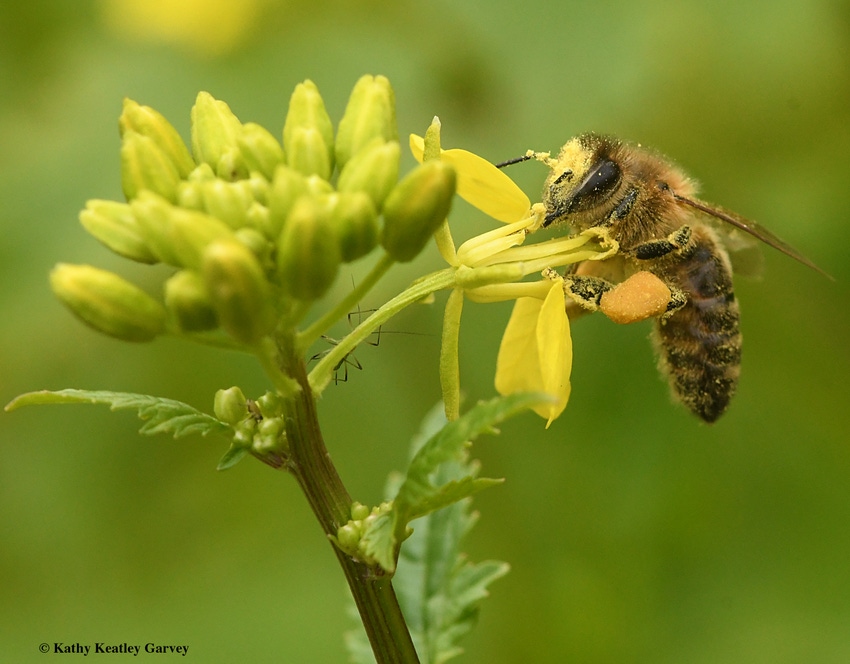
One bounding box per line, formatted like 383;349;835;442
297;252;396;353
273;332;420;664
308;267;456;395
440;289;463;421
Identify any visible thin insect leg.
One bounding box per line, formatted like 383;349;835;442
347;305;383;347
367;324;382;348
308;335;336;364
332;352;363;385
332;356;347;385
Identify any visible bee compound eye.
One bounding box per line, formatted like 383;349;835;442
579;159;621;197
561;158;622;215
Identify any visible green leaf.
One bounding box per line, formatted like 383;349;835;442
216;444;250;471
6;389;231;440
396;506;509;664
348;398;528;663
396;393;547;519
359;511;397;572
361;392;548;573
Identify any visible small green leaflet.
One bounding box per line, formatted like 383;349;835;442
359;392;550;574
5;389;231;440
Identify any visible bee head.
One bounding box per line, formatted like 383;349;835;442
543;134;623;227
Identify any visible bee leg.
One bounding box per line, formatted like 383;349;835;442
608;187;639;221
632;225;693;260
661;285;689;321
562;274;615;311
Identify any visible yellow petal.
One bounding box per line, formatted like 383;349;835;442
409;133;426;161
409;135;530;223
495;282;572;426
495;297;544;397
536;282;571;426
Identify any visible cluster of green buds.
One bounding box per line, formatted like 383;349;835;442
52;76;457;348
213;386;287;468
334;500;394;566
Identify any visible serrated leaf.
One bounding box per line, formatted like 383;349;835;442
396;494;509;664
359;511;396;572
396;393;547;510
389;392;549;554
6;389;231;440
404;475;503;523
347;400;518;663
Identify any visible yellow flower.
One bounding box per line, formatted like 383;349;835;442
411;128;617;426
495;279;572;427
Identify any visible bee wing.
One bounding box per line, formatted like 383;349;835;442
723;228;765;279
673;194;833;280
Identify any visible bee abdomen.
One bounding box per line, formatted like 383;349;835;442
653;235;741;422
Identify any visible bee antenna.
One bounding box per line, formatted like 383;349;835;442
495;154;533;169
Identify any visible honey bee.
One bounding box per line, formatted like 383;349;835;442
501;133;827;422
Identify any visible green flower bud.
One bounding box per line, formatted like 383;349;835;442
255;391;283;418
188;162;217;182
276;196;340;301
336;139;400;210
336;523;361;554
202;240;275;345
128;192;182;265
380;161;457;262
350;501;370;521
242;174;269;205
119;98;194;178
267;165;308;239
50;263;166;342
79;199;158;264
232;418;256;449
131;192;236;269
253;416;285;453
304;174;334;197
329;191;379;262
335;75;397;169
283;80;334;175
171;207;238;269
285;126;332;179
216;147;248;181
238;122;285;180
245;202;271;236
200;179;251;229
191;92;243;172
214;386;248;425
177;180;204;210
234;227;274;271
163;269;218;332
120;130;181;202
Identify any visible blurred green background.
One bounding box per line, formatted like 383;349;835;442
3;1;850;662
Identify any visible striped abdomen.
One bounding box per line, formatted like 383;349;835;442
653;227;741;422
